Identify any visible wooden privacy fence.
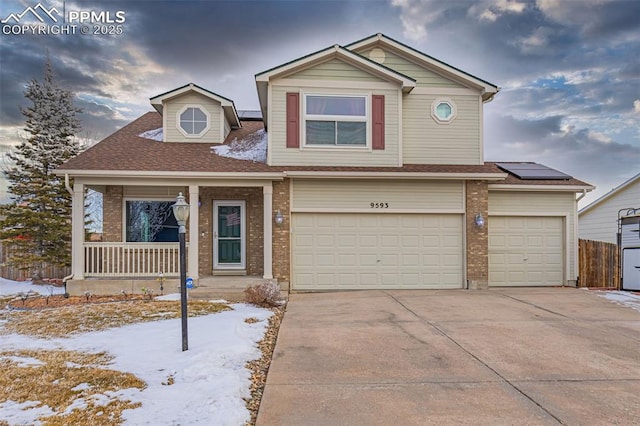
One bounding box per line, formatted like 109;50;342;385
0;243;71;281
578;239;619;288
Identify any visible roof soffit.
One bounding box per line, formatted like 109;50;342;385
255;45;416;88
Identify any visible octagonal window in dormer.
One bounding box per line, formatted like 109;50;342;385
178;105;210;137
431;98;457;124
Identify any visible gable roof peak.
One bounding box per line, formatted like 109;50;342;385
149;83;241;129
346;33;499;101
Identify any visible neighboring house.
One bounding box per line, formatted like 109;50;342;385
579;172;640;244
55;33;592;295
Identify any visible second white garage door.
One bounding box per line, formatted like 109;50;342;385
489;216;564;287
292;213;463;290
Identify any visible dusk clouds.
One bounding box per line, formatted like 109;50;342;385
0;0;638;205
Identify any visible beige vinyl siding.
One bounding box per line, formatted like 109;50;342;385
489;191;577;281
164;92;222;143
123;186;186;198
269;85;400;166
579;181;640;244
402;93;481;165
292;179;464;212
357;48;465;88
284;58;387;82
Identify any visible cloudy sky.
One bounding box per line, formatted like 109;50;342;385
0;0;638;207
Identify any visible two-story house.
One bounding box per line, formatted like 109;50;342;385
55;34;593;295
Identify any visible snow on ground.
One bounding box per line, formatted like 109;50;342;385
597;290;640;313
211;129;267;163
138;128;163;141
0;277;65;296
0;278;272;425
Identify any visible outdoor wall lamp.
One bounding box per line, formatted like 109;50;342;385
274;210;284;225
475;213;485;228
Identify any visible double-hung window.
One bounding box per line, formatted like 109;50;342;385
304;95;367;147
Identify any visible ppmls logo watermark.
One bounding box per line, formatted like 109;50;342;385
2;2;126;36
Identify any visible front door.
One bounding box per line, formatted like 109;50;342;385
213;201;245;270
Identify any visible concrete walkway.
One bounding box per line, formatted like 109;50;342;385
257;288;640;425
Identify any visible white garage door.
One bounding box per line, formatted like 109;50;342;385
292;213;463;290
489;216;564;287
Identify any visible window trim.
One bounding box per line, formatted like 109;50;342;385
431;98;457;124
302;93;370;149
176;104;211;138
122;197;179;243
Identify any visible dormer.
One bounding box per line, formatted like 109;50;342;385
150;83;241;143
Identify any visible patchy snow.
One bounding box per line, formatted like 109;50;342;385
0;277;65;297
154;293;181;301
0;278;273;425
138;128;163;141
211;129;267;163
597;290;640;312
0;400;54;425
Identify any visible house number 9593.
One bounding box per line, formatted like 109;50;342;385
370;202;389;208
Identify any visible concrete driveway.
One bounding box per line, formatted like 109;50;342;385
257;288;640;425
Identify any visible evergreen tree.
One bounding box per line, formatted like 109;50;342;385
0;59;81;271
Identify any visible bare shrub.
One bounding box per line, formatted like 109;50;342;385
244;280;281;307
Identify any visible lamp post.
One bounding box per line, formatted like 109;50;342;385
172;192;190;351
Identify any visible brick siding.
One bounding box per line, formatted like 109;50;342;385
103;185;123;242
465;180;489;289
272;179;291;282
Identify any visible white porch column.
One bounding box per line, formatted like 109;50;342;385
263;183;274;279
71;182;84;279
188;185;199;280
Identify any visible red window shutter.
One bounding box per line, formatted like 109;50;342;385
286;92;300;148
372;95;385;150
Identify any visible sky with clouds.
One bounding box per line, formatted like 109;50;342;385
0;0;638;207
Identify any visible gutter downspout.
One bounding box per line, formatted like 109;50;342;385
62;174;73;295
576;189;587;203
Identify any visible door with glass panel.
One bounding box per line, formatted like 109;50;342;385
213;201;245;270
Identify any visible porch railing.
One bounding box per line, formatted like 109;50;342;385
84;242;184;278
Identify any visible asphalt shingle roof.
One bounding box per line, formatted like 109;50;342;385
58;112;591;188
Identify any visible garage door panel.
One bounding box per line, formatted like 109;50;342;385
490;216;563;287
292;213;463;290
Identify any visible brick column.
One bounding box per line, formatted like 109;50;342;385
263;183;273;280
103;185;123;242
465;180;489;289
272;179;290;286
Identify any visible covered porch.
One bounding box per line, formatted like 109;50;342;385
66;175;290;296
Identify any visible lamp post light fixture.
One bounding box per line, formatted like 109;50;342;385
172;192;190;351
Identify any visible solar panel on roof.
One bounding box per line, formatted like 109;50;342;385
237;110;262;120
496;162;573;180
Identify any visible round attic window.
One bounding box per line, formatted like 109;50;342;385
431;98;457;124
368;48;386;64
